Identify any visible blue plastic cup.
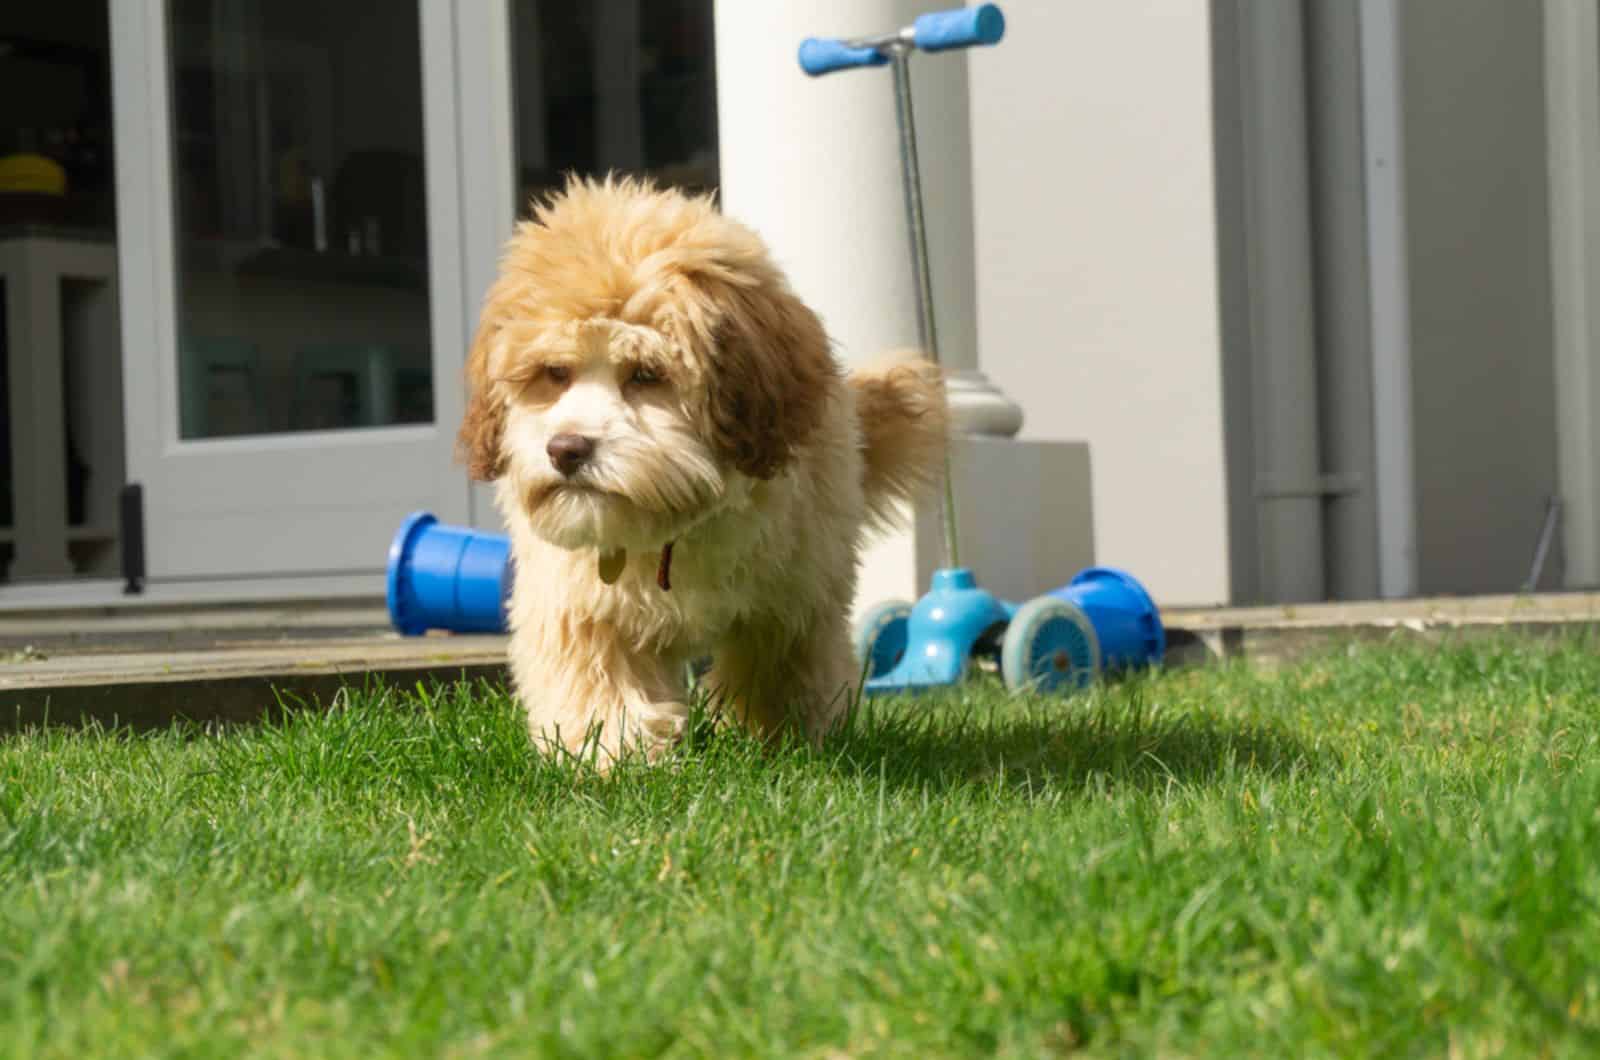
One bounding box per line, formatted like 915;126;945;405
1048;567;1165;670
386;511;512;635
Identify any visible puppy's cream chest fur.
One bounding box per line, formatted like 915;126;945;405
503;465;828;659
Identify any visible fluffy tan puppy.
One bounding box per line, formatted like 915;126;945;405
458;177;946;763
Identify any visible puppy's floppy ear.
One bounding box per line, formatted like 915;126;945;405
457;316;506;481
703;282;840;480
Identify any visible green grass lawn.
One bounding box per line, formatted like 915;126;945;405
4;639;1600;1058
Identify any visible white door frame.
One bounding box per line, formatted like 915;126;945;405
450;0;519;530
1546;0;1600;588
109;0;475;584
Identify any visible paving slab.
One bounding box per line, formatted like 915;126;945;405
1162;590;1600;666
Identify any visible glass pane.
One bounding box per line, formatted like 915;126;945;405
510;0;718;212
168;0;432;439
1;1;126;581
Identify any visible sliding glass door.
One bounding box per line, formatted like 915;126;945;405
111;0;470;580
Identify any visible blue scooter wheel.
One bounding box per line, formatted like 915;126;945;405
855;599;913;679
1001;596;1100;693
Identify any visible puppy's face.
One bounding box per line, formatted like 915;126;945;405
492;316;725;552
458;178;840;555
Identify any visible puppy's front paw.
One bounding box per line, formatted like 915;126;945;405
636;707;689;763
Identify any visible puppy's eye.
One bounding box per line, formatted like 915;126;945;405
543;364;572;385
629;365;664;386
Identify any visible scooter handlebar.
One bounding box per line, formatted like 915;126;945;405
798;37;890;77
799;5;1005;76
913;4;1005;52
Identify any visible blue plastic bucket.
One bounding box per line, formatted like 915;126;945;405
386;511;512;635
1048;567;1165;670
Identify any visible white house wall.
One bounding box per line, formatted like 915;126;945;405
967;0;1233;605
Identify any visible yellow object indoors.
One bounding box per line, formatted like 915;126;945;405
0;154;68;196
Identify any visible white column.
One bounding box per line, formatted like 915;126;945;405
712;0;1020;436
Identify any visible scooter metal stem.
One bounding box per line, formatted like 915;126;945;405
888;43;961;570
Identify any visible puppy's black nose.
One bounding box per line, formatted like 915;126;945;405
547;433;595;476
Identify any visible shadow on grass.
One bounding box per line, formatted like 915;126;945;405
813;680;1325;797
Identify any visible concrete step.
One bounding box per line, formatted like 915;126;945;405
0;600;392;654
2;634;507;730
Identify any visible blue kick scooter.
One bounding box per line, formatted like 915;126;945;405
800;5;1165;694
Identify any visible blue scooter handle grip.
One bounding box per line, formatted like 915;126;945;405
798;37;890;77
913;4;1006;52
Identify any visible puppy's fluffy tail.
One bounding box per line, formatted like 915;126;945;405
850;351;949;529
